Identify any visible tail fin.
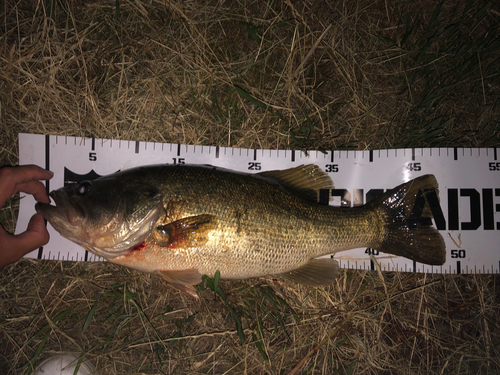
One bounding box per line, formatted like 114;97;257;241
369;175;446;265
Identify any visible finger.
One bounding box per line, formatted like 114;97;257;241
0;166;54;205
13;180;51;204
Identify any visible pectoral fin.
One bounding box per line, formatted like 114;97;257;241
277;258;340;287
157;269;203;299
154;214;217;248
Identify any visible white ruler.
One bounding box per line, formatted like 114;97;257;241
17;133;500;275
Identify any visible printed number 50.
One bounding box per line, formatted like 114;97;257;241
451;249;466;258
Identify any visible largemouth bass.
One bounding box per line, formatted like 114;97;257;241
36;164;445;297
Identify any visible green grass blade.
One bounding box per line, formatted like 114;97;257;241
213;270;220;295
83;298;100;333
234;86;268;111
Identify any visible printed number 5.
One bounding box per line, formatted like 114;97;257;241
89;152;97;161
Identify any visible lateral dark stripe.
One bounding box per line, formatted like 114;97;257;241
38;135;51;259
45;135;50;196
319;189;329;206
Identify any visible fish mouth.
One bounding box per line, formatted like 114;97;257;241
35;189;160;260
36;191;86;226
35;190;90;248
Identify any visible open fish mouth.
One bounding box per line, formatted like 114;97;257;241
36;191;85;227
35;190;89;247
35;188;163;260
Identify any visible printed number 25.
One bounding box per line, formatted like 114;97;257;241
248;162;261;171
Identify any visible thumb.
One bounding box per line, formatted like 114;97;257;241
12;214;51;253
0;215;50;270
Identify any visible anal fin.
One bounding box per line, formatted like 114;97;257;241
277;258;340;287
157;269;202;299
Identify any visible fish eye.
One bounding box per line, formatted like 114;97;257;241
77;181;92;195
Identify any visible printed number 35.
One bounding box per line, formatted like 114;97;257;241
325;164;338;173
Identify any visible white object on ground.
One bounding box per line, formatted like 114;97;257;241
33;353;98;375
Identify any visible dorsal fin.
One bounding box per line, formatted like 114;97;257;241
257;164;333;203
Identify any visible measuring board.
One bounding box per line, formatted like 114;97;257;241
16;133;500;274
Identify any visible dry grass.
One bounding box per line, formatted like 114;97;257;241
1;0;499;374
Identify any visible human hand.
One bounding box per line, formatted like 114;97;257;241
0;165;54;271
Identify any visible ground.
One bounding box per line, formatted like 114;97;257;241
0;0;499;373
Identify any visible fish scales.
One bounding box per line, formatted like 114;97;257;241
36;164;446;298
112;166;379;278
